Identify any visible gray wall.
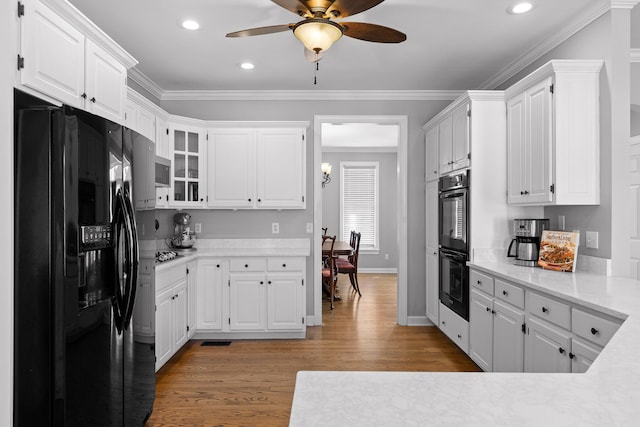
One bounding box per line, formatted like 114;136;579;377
321;151;398;270
497;12;614;259
158;98;450;319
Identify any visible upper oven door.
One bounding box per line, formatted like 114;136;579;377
439;186;468;252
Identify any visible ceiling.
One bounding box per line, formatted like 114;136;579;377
67;0;607;94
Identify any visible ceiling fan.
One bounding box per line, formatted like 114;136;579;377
226;0;407;61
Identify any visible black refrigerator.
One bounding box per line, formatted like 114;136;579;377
14;90;155;426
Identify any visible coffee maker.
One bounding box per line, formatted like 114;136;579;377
170;212;196;250
507;218;550;266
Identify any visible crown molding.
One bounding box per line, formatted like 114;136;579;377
40;0;137;69
158;90;464;102
631;49;640;62
479;0;609;90
611;0;640;9
128;67;165;100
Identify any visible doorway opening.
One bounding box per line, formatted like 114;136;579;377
313;115;408;326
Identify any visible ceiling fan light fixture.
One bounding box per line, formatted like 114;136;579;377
181;20;200;30
293;19;343;53
510;2;533;14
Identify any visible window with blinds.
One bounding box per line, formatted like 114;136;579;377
340;162;379;250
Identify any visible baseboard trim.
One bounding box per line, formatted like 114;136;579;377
407;316;430;326
359;268;398;274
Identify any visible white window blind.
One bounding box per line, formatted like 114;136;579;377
340;162;379;249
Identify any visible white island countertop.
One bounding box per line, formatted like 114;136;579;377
289;259;640;426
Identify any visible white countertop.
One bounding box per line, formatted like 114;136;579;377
145;238;311;271
289;259;640;426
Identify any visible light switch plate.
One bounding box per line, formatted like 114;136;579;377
272;222;280;234
306;223;313;233
195;223;202;233
586;231;598;249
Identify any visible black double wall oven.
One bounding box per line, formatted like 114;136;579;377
438;170;469;320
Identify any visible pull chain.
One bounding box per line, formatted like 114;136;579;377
314;52;319;85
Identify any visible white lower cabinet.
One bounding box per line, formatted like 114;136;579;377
197;258;224;331
469;279;524;372
187;260;197;339
469;267;622;374
229;272;266;330
195;256;306;337
155;262;189;371
438;302;469;354
525;315;572;373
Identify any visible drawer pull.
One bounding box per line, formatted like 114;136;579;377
216;264;220;268
442;320;446;326
245;264;249;268
268;281;272;285
260;281;264;285
591;327;599;335
477;280;482;285
569;353;576;360
282;264;286;268
502;290;508;296
558;347;565;354
542;307;548;313
486;307;491;312
457;334;462;339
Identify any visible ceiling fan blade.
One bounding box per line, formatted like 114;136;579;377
271;0;312;17
341;22;406;43
226;24;293;38
326;0;385;19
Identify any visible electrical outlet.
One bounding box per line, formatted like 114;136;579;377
195;223;202;233
385;254;389;260
306;223;313;234
272;222;280;234
586;231;599;249
558;215;566;231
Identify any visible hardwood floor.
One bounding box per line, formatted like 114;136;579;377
147;273;480;427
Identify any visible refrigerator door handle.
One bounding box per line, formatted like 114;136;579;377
121;187;139;330
113;189;128;333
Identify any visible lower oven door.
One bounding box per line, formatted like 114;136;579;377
439;248;469;320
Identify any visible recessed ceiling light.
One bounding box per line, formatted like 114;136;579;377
510;2;533;14
182;20;200;30
240;62;255;70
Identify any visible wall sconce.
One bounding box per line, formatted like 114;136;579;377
321;162;332;188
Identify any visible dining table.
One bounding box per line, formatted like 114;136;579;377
321;239;354;257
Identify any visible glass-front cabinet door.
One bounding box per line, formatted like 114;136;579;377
168;123;206;208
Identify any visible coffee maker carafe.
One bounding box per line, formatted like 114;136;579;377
507;218;550;266
171;212;196;249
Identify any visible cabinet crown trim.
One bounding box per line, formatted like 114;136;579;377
422;90;504;130
504;59;603;99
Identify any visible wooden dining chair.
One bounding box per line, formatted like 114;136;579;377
322;235;338;309
336;232;362;296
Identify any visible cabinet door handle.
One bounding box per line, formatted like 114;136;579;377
81;93;87;99
216;264;220;268
486;307;491;312
260;281;264;285
268;281;272;285
477;280;482;285
457;334;462;339
282;264;286;268
502;290;508;296
90;97;96;103
541;307;548;313
258;198;262;202
569;353;576;360
441;320;446;326
591;327;599;335
558;347;565;354
245;264;249;268
524;190;529;195
248;198;252;202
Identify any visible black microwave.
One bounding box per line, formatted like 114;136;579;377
155;156;171;187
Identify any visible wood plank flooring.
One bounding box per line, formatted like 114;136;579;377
147;273;480;427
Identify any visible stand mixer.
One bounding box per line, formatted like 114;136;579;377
170;212;196;250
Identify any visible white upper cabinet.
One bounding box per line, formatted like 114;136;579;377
256;128;305;209
437;102;470;176
20;0;85;107
207;128;255;208
19;0;132;124
505;60;603;206
425;125;439;182
168;123;207;208
207;125;307;209
84;39;126;122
